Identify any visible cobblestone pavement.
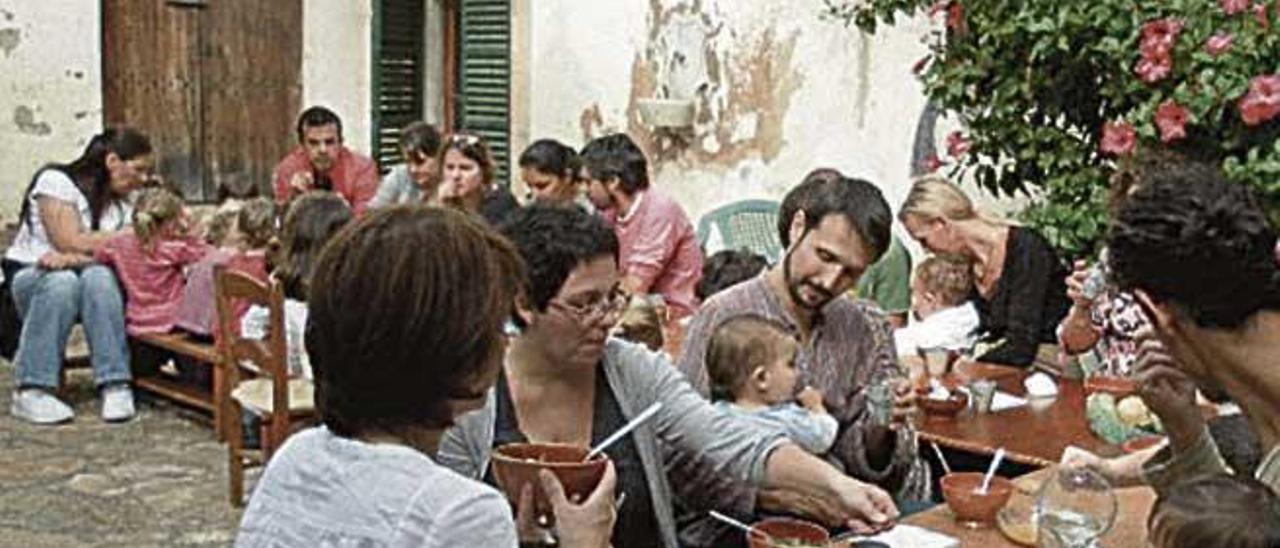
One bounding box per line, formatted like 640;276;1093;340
0;360;242;547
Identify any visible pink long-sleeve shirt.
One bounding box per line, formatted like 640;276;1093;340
605;189;704;318
95;232;211;336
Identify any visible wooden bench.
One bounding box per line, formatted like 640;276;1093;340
132;331;227;441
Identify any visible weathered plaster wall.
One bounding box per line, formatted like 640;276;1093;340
520;0;1017;255
0;0;103;222
302;0;374;155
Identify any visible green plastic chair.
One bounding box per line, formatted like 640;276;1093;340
696;199;783;264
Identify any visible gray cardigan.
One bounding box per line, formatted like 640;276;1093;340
437;338;789;548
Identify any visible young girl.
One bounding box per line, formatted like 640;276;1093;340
240;192;352;379
95;186;210;337
175;197;275;339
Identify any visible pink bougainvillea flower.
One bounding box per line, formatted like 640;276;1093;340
1221;0;1250;14
1205;33;1235;56
1139;18;1184;59
1135;56;1173;83
947;1;965;31
1256;2;1272;28
924;153;947;173
1155;101;1191;142
1100;122;1137;156
1239;74;1280;126
928;0;948;17
946;131;972;158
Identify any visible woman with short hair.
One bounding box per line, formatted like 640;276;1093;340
236;206;617;547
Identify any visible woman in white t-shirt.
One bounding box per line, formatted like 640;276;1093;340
3;127;154;425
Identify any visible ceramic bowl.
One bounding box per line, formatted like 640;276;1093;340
941;472;1014;527
490;443;609;517
920;391;970;417
747;517;830;548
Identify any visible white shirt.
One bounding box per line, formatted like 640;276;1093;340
240;299;311;379
236;426;518;548
894;301;981;356
6;170;131;264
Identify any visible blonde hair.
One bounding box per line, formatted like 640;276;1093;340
133;186;184;248
205;200;243;246
899;175;1008;226
915;255;973;306
236;197;276;249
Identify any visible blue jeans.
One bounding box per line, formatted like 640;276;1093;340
11;264;131;390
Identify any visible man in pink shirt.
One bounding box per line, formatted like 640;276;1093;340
272;106;379;214
580;133;703;318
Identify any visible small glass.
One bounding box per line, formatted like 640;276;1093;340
969;379;997;413
921;347;951;379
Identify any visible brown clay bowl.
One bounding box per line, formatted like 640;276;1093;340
1122;435;1166;454
941;472;1014;527
1084;375;1138;398
920;391;969;417
490;442;609;517
747;517;830;548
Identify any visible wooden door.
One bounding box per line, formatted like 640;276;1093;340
103;0;302;201
102;0;205;197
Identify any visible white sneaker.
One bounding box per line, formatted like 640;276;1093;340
10;389;74;424
100;384;136;423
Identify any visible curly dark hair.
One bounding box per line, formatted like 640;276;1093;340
1149;474;1280;548
1107;162;1280;329
519;138;581;178
307;205;525;436
579;133;649;194
498;203;619;320
696;249;768;300
778;168;892;261
276;192;353;301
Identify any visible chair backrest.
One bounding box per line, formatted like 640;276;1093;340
696;199;783;263
213;266;289;406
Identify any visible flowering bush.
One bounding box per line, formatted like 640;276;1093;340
829;0;1280;256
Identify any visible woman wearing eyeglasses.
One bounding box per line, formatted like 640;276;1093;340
437;132;520;226
438;204;901;548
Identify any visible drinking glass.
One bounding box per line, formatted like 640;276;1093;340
921;347;951;379
1034;467;1117;548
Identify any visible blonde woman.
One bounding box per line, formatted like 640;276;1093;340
898;176;1070;367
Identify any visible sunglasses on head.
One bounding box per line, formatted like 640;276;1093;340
449;133;482;146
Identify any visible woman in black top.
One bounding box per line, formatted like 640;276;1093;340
899;176;1070;367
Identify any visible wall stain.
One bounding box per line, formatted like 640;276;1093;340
584;1;803;175
0;27;20;57
14;106;52;136
1;9;12;22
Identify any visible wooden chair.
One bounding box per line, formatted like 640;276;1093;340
214;266;315;506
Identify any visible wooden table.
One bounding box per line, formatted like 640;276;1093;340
916;362;1123;467
902;466;1155;547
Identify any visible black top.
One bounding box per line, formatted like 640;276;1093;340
487;365;659;548
973;226;1071;367
481;185;521;226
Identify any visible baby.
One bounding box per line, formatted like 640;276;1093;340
895;255;980;357
705;314;837;454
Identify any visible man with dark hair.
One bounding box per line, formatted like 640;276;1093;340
272;106;379;214
579;133;703;318
674;169;927;545
370;121;442;209
1064;162;1280;494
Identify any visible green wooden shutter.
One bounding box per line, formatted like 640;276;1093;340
372;0;425;173
457;0;511;185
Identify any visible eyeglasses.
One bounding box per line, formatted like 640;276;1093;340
549;287;628;324
448;133;482;146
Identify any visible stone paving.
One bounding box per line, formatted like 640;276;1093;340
0;360;242;547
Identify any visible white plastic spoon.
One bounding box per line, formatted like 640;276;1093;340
584;402;663;461
980;447;1006;494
